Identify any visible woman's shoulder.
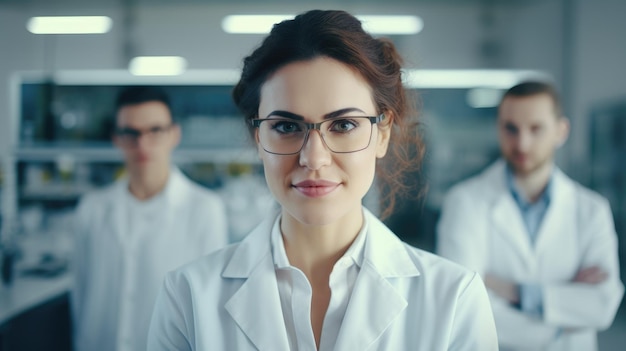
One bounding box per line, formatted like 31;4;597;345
165;242;241;288
366;210;478;285
403;244;480;290
365;209;478;288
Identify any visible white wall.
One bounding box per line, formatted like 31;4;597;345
504;0;565;84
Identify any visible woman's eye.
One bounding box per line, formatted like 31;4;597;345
330;119;358;133
272;120;302;134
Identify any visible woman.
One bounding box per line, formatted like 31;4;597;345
148;10;498;350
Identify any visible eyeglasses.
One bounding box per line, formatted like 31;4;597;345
114;124;174;145
251;114;385;155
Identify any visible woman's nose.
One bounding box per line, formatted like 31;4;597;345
298;130;332;170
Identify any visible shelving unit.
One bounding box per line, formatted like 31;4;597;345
1;70;266;243
1;68;551;246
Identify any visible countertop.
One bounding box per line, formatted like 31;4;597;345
0;271;72;325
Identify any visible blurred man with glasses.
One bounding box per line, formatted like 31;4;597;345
71;86;228;351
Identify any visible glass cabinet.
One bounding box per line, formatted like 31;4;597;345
3;70;272;244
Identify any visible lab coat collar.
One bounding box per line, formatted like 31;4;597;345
505;164;555;209
533;167;577;255
270;210;368;270
222;208;419;350
222;212;290;351
335;208;419;350
108;166;191;244
222;212;277;278
362;208;421;278
222;207;420;278
487;160;577;262
163;167;193;207
113;166;190;204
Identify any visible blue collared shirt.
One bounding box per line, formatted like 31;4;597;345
505;166;554;317
505;167;553;246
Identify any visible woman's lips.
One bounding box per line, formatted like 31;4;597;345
293;179;340;198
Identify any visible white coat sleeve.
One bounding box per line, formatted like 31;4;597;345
449;273;499;351
542;197;624;330
438;186;560;349
489;294;559;349
147;273;193;351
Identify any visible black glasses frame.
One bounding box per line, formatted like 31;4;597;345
114;124;175;143
250;113;385;155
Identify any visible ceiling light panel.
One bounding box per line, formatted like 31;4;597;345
358;15;423;35
27;16;112;34
222;14;423;35
404;69;548;89
129;56;187;76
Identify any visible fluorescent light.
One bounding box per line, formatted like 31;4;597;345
222;15;293;34
466;88;504;108
44;69;241;85
129;56;187;76
358;15;423;35
27;16;112;34
222;14;423;35
404;69;549;89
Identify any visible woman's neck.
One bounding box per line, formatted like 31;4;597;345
280;207;363;283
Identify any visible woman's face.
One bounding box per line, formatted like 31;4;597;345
257;56;390;226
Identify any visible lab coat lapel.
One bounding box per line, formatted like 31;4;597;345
334;211;419;350
492;195;534;262
158;167;188;229
165;167;190;208
110;179;130;244
488;164;535;265
223;215;290;351
534;169;576;255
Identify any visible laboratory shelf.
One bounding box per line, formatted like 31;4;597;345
13;145;259;164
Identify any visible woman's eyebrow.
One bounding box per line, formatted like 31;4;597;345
266;107;366;120
323;108;366;119
265;110;304;120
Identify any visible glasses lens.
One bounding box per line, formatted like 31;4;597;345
257;119;306;154
321;117;373;153
257;117;374;155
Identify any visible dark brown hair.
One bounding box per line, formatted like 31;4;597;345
501;81;562;117
115;85;174;124
232;9;423;219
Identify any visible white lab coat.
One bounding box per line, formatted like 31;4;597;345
71;167;228;351
147;208;498;351
437;160;624;351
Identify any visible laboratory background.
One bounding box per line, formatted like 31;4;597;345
0;0;625;350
